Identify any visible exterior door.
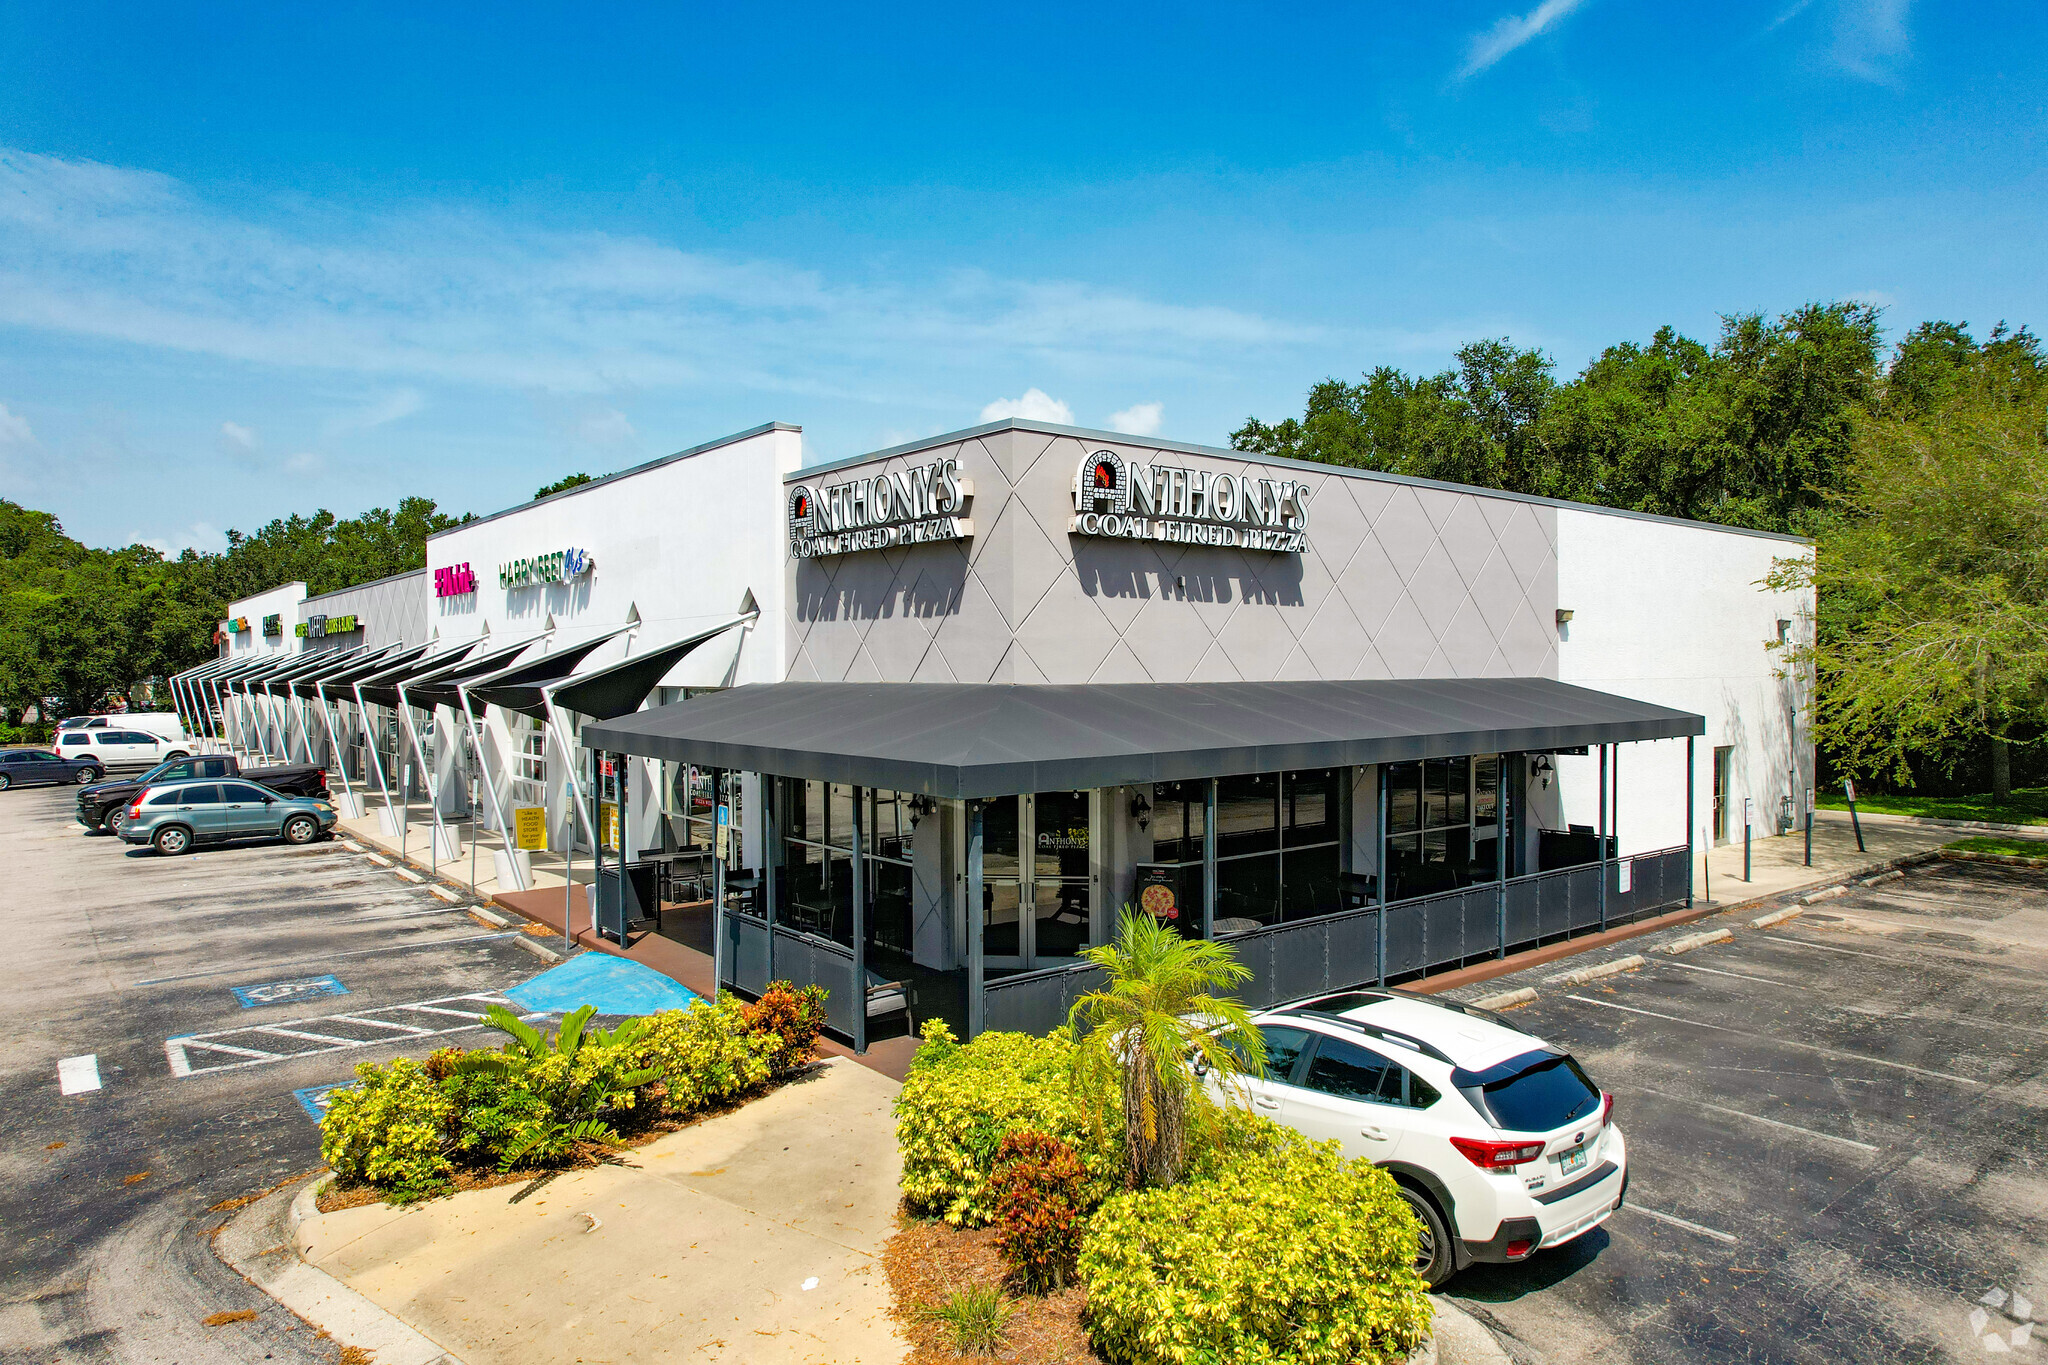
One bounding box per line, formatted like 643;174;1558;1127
168;784;227;840
1712;746;1733;844
1278;1034;1411;1163
219;781;278;836
982;791;1099;968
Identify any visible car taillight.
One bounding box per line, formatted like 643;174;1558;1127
128;801;144;818
1601;1092;1615;1128
1503;1239;1535;1258
1450;1136;1547;1170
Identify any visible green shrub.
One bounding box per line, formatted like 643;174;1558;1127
447;1004;663;1167
441;1059;562;1169
990;1130;1087;1292
635;997;778;1112
895;1022;1117;1225
1079;1128;1432;1365
320;1056;456;1200
918;1284;1018;1356
744;980;829;1076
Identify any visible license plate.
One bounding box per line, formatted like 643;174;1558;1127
1558;1144;1588;1176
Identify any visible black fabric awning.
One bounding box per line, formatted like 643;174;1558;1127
468;618;749;724
400;636;544;712
581;677;1706;799
456;627;630;719
354;641;479;709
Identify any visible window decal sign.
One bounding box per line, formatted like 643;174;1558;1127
788;456;972;558
1071;448;1311;553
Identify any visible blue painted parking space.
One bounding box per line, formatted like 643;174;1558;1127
293;1082;354;1121
504;952;698;1016
231;974;349;1008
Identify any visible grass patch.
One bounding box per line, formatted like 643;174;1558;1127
1945;836;2048;860
1818;786;2048;826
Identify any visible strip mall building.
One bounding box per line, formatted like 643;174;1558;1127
174;419;1812;1049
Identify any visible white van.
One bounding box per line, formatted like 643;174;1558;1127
57;713;188;745
55;727;191;769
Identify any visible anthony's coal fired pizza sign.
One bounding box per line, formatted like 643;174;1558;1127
788;456;973;559
1071;449;1311;553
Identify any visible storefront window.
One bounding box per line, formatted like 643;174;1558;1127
1214;769;1346;929
1385;755;1501;901
780;778;911;956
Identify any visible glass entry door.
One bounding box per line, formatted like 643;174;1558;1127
982;791;1097;968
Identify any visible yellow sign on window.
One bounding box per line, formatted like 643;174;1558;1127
600;800;620;852
512;806;548;852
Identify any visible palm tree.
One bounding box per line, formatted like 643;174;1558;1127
1067;908;1264;1189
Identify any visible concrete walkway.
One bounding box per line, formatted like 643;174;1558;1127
297;1057;907;1365
1692;808;1961;910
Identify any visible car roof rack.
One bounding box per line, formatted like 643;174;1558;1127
1286;986;1519;1031
1274;1007;1457;1065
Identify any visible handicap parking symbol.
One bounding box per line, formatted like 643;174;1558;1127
293;1083;354;1121
231;974;349;1009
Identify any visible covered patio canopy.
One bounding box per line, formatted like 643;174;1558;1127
581;677;1706;798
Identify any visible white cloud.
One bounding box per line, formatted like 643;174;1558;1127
218;420;258;456
140;520;228;557
0;147;1321;413
0;401;32;446
1106;402;1163;437
1459;0;1589;78
282;451;325;476
578;407;637;447
356;387;424;429
980;389;1074;425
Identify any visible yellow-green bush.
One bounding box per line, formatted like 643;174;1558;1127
895;1022;1118;1225
1079;1128;1432;1365
319;1056;456;1200
634;997;779;1113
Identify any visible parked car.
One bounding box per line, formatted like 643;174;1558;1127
55;727;189;770
77;754;330;835
1212;989;1625;1287
118;779;338;856
58;712;188;744
0;747;105;789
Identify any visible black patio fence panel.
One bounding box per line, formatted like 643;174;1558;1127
769;927;859;1037
1608;846;1690;922
983;961;1108;1035
1566;864;1606;931
722;911;773;996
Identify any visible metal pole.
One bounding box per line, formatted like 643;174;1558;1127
592;747;607;942
1201;779;1218;941
712;768;728;999
1804;810;1813;867
762;774;778;983
458;684;525;891
1376;765;1390;987
563;806;575;954
1844;779;1865;852
396;685;451;875
1495;755;1508;957
1598;744;1609;930
850;783;867;1055
1743;798;1752;883
315;685;354;809
966;798;985;1039
354;683;398;830
470;775;479;892
1685;737;1696;908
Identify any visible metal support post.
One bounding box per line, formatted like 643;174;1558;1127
711;768;728;997
1804;809;1813;867
761;774;778;982
355;683;398;828
849;784;867;1055
1495;756;1508;957
1844;779;1865;852
1743;799;1753;882
1598;744;1610;930
396;686;451;875
1376;766;1390;986
315;685;355;809
1685;736;1696;907
966;799;985;1039
1201;779;1218;941
458;684;525;891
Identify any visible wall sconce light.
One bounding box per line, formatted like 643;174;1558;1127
1532;755;1555;789
1555;609;1574;627
1129;791;1152;831
907;794;937;828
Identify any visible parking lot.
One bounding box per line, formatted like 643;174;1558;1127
0;779;544;1364
1440;856;2048;1363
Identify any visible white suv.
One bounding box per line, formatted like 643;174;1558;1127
55;727;188;769
1213;989;1627;1286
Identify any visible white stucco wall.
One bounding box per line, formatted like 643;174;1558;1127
221;582;308;659
423;424;801;850
1553;509;1814;856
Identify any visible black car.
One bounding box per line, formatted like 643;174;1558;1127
0;747;104;789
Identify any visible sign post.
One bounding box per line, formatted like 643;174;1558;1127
1742;796;1753;882
1843;779;1865;853
1804;786;1814;867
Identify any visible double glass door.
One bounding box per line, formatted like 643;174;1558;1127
983;791;1097;968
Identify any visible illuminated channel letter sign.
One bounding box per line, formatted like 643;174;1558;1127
262;613;283;637
1071;449;1311;553
300;614;361;639
787;456;972;559
498;547;594;590
435;563;478;597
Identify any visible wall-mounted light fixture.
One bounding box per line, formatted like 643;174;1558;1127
1555;609;1574;627
1532;755;1555;789
907;794;937;828
1129;791;1152;831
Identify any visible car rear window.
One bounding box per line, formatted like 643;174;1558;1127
1454;1049;1601;1133
60;733;88;746
146;789;184;806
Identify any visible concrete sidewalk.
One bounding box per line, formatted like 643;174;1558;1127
1690;808;1959;910
297;1057;907;1365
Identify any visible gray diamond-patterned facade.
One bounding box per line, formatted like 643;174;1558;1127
188;416;1814;1056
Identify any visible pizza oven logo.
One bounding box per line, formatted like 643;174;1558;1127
1076;449;1132;515
787;485;815;538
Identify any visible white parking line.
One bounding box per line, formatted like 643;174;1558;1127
1760;934;1910;963
1629;1087;1879;1153
1564;995;1990;1087
1659;959;1787;986
131;930;526;986
1624;1205;1738;1244
57;1054;101;1095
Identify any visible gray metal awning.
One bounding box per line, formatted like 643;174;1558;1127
354;640;481;709
580;677;1706;799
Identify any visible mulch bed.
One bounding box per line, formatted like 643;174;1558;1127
881;1209;1101;1365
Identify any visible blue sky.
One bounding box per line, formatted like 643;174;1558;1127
1;0;2043;553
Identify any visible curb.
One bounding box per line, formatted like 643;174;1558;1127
1660;927;1732;956
514;935;562;963
1943;848;2048;869
1815;808;2048;838
1430;1296;1518;1365
1750;906;1802;929
1471;987;1538;1012
215;1173;465;1365
1543;954;1644;987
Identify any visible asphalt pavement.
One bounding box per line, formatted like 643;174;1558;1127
1439;857;2048;1364
0;780;545;1364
